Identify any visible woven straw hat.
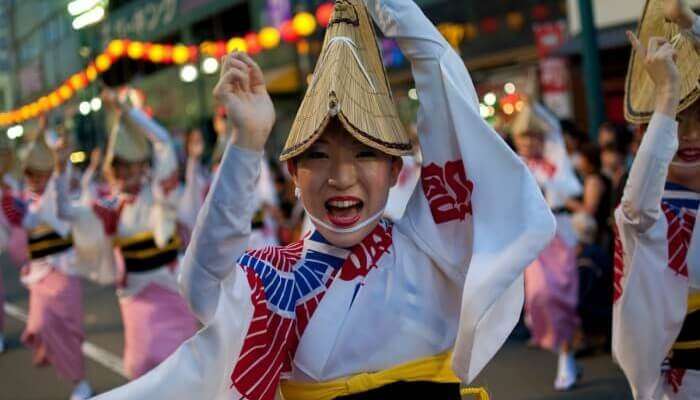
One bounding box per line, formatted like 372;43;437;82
104;116;151;166
511;103;552;138
625;0;700;123
22;135;54;173
279;0;412;161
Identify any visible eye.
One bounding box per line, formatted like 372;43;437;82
305;150;328;160
356;150;378;158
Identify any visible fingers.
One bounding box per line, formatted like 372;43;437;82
627;31;645;59
235;53;265;86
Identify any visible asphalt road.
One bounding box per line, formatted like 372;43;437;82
0;257;632;400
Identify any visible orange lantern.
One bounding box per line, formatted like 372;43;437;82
245;33;262;55
69;72;88;91
464;23;478;41
259;27;281;49
58;84;74;101
148;44;166;63
107;39;126;58
28;102;40;118
95;54;113;72
280;20;299;43
49;92;61;107
127;41;145;59
506;12;524;31
315;2;334;28
226;37;248;53
38;96;50;112
20;106;31;120
85;64;98;81
292;12;316;37
172;44;190;64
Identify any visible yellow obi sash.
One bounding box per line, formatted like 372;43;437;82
280;352;489;400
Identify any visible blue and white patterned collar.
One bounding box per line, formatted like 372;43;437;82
664;182;700;211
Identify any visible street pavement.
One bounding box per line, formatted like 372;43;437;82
0;258;632;400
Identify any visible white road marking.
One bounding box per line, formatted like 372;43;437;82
4;302;127;378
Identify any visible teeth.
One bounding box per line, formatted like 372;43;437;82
328;200;360;208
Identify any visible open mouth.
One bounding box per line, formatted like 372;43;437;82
677;148;700;163
325;196;364;228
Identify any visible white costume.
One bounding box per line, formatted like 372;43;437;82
613;113;700;400
94;0;555;398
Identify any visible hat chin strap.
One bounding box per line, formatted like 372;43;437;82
671;160;700;169
305;207;385;235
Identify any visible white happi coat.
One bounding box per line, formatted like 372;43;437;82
613;113;700;400
93;0;555;399
57;107;201;293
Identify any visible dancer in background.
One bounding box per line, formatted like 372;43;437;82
0;132;20;354
511;101;583;390
55;89;199;379
93;0;554;399
12;121;92;399
614;0;700;398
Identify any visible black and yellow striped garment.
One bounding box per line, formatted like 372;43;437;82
115;232;181;273
28;224;73;260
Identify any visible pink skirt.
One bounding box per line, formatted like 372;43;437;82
525;234;580;352
119;283;199;379
22;269;85;382
0;266;4;332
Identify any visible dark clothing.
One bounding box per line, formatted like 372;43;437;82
336;381;462;400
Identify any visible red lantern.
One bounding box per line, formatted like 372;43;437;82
244;32;262;55
316;2;334;28
280;20;299;43
532;5;550;21
480;17;499;34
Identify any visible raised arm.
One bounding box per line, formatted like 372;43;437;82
178;52;276;324
619;33;681;232
365;0;555;382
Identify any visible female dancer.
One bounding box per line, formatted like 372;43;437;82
614;0;700;398
511;102;583;390
55;91;199;379
14;127;91;399
95;0;555;398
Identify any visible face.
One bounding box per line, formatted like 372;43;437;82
668;103;700;190
213;114;227;137
598;125;616;148
514;132;545;159
110;158;148;194
25;168;51;194
289;124;402;248
601;150;622;174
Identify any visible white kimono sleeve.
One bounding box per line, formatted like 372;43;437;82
178;143;262;324
122;108;181;248
612;113;686;400
365;0;556;382
534;102;583;208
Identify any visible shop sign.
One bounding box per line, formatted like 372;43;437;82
100;0;178;40
534;21;572;119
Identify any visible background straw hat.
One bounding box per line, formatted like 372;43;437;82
625;0;700;123
22;134;54;173
104;117;151;166
279;0;412;161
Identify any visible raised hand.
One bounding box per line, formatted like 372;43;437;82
53;136;72;174
664;0;696;30
88;147;102;171
187;131;205;160
628;32;681;117
212;52;275;152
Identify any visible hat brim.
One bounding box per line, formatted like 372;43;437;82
625;1;700;123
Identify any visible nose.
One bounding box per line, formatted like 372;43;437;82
327;156;357;190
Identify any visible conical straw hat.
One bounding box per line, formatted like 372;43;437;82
22;134;54;173
104;116;151;166
511;103;552;137
625;0;700;123
279;0;412;161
